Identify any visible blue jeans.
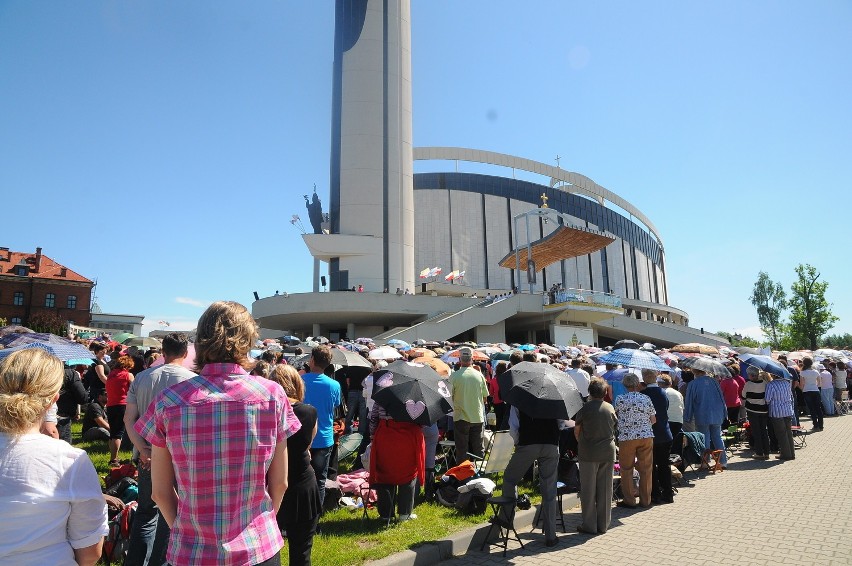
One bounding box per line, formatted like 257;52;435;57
125;466;170;566
695;423;727;464
345;390;367;435
820;387;835;415
310;445;333;509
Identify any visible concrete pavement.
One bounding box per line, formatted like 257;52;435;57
375;411;852;566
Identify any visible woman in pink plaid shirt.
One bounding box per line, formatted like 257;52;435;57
137;301;300;566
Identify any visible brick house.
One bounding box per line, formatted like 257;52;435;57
0;247;94;328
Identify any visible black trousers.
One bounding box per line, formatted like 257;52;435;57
651;441;673;501
284;515;319;566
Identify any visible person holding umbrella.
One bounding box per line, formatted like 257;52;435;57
742;366;771;460
496;362;584;547
368;360;451;522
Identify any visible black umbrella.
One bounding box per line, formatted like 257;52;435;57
497;361;584;419
614;339;641;350
370;360;453;426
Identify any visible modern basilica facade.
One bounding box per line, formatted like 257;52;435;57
252;0;727;349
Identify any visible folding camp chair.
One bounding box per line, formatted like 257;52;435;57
469;430;515;478
791;425;808;449
835;390;850;416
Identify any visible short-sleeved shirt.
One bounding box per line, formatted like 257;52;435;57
574;399;618;462
566;368;591;397
614;391;656;442
449;366;488;424
302;372;342;449
136;363;300;566
82;401;106;433
0;433;108;565
765;378;794;418
126;363;196;456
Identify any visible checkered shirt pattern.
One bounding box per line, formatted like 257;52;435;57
136;363;300;566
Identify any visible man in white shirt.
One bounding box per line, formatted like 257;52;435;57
566;358;591;400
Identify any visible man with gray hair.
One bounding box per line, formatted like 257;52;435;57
449;347;488;464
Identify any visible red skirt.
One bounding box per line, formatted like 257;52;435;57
370;419;425;486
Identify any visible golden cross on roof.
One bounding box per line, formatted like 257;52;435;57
540;193;549;208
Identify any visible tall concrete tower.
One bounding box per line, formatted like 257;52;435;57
305;0;414;293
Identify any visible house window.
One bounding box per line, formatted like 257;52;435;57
67;295;77;309
16;266;28;276
11;317;21;325
13;291;24;306
45;293;56;308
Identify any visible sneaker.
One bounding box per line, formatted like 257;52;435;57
398;513;417;522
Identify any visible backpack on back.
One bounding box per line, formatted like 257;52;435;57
102;501;137;566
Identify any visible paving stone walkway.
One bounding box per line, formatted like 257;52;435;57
440;412;852;566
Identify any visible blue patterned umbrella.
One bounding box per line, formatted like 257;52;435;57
597;348;670;371
0;341;95;362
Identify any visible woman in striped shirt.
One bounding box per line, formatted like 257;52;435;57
741;366;771;460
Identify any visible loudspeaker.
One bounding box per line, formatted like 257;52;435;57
321;276;327;287
253;292;260;301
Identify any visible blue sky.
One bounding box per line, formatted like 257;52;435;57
2;1;850;339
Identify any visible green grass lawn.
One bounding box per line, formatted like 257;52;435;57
71;423;540;565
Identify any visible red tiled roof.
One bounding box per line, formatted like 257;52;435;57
1;249;93;284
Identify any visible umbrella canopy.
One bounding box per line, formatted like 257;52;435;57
371;360;453;425
0;325;35;337
411;356;451;377
112;332;136;344
490;352;513;361
680;356;730;377
601;367;630;383
386;339;410;349
0;332;77;349
355;337;375;345
518;344;536;351
476;346;502;356
330;348;372;368
597;348;670;371
337;341;369;353
737;354;792;379
537;344;560;356
122;336;161;348
368;346;403;361
279;335;301;344
733;346;762;355
0;341;95;363
149;343;196;370
408;347;437;359
614;339;641;350
497;361;583;419
640;342;657;351
442;348;490;363
658;352;680;363
671;343;720;355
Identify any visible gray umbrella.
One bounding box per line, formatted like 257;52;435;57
497;361;584;419
614;339;641;350
330;348;372;368
681;356;730;377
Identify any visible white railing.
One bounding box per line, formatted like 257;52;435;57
545;288;622;309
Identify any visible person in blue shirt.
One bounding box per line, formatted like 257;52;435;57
683;368;728;467
301;345;342;510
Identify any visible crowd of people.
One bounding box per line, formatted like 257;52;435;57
1;312;849;564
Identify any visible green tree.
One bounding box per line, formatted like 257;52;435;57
820;333;852;349
787;264;838;350
27;311;68;335
749;271;787;349
716;331;764;349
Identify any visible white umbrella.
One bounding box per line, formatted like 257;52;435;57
368;346;403;361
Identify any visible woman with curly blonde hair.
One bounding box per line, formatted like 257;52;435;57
136;301;301;566
0;348;107;565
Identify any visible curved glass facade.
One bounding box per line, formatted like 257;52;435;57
413;172;668;305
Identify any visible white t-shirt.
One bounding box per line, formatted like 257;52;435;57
819;370;834;389
566;367;591;397
0;432;108;565
664;386;685;423
800;369;821;392
835;370;848;390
